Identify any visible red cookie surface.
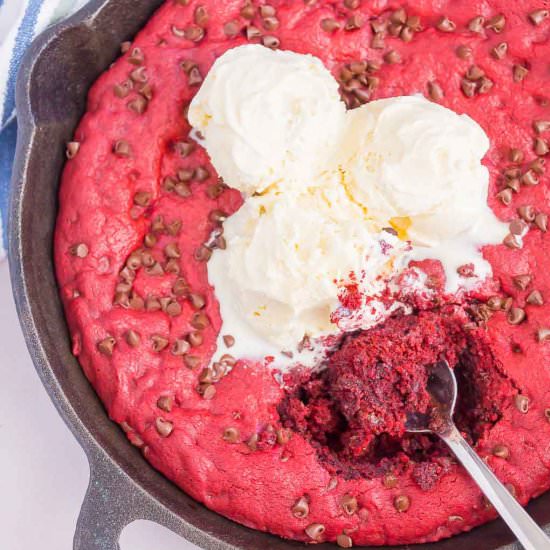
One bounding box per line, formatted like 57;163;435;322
55;0;550;546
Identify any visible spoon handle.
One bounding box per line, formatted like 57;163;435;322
441;425;550;550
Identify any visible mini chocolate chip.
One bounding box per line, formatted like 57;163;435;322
428;81;444;101
390;8;407;24
321;18;340;32
165;300;182;317
534;120;550;134
206;182;225;199
538;329;550;342
394;495;410;512
165;259;181;274
478;76;494;94
437;16;456;32
491;41;508;59
98;337;116;356
172;338;191;356
461;78;477;98
514;394;530;414
344;0;361;8
185;25;205;42
70;243;89;258
518;205;535;222
157;395;173;412
114;140;132;157
223;334;235;347
486;14;505;32
388;23;404;37
163;176;177;192
522;170;539;186
125;330;140;347
336;534;353;549
209;209;227;224
468;15;485;32
146;262;164;276
174;141;194;157
128;47;144;65
510;219;528;235
172;278;188;297
527;290;544;306
164;242;180;259
188;67;203;86
180;59;197;74
529;9;549;25
371;32;385;49
466;65;485;81
259;4;276;17
133;191;152;207
224;20;241;37
194;245;212;262
276;428;292;445
513;64;529;82
223;427;240;443
400;25;414;42
246;26;262;40
507;307;526;325
114;80;133;98
497;189;513;206
291;496;309;518
219;354;236;367
486;296;503;311
130;66;148;84
191;312;210;330
199;383;216;399
506;178;521;193
492;444;509;459
262;35;280;49
187;331;203;347
166;220;182;237
305;523;325;542
513;274;531;290
155;417;173;437
535;137;549;156
145;296;161;311
502;296;514;311
241;3;255;19
341;494;358;515
456;45;472;59
262;16;279;31
183;355;200;370
151;335;169;352
194;5;209;26
194;166;210;182
139;83;153;101
66;141;80;159
128;95;148;114
186;293;205;310
345;14;364;30
175;182;192;198
535;213;548;232
384;50;401;64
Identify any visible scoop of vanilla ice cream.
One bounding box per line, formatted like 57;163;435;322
188;45;346;196
208;176;404;349
341;95;494;247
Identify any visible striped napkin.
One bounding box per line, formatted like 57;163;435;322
0;0;89;257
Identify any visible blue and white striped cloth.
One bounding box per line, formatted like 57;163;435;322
0;0;88;257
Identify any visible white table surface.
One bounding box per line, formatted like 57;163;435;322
0;261;199;550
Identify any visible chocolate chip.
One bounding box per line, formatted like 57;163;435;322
427;81;444;101
174;141;194;158
514;394;530;413
321;18;340;32
66;141;81;159
128;95;148;114
497;189;513;206
345;14;363;30
486;296;503;311
183;355;200;370
262;16;279;31
455;45;472;59
486;14;506;32
98;336;116;356
171;278;188;297
506;178;521;193
114;79;133;98
461;78;477;97
262;35;280;49
188;67;203;87
206;182;224;199
70;243;89;258
513;273;531;290
128;47;144;65
535;137;549;156
510;219;528;235
529;9;549;25
186;293;204;310
166;220;182;237
209;209;227;224
223;334;235;347
492;444;509;459
522;170;539;186
194;5;209;26
165;300;182;317
394;495;410;512
371;32;385;49
513;64;529;82
146;262;164;276
219;354;236;367
223;427;240;443
187;331;203;348
526;290;544;306
185;25;205;42
478;76;494;94
133;191;152;207
341;494;358;515
305;523;325;542
291;496;309;518
507;307;526;325
194;166;210;182
531;156;547;173
224;20;241;37
535;213;548;232
534;120;550;134
276;428;292;445
164;242;180;259
400;25;414;42
165;259;181;275
466;65;485;81
130;66;148;84
384;50;401;64
170;337;190;356
538;328;550;342
157;395;173;412
517;205;535;222
125;330;140;347
145;296;161;311
336;534;353;549
437;17;456;32
199;383;216;399
241;3;255;19
468;16;485;32
114;140;132;157
191;312;210;330
491;41;508;59
246;25;262;40
155;417;173;437
502;296;514;311
175;182;192;198
139;82;153;101
194;245;212;262
180;59;197;74
151;335;169;352
370;18;386;34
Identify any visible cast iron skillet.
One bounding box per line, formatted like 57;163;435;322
8;1;550;549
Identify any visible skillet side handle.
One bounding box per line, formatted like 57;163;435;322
74;453;149;550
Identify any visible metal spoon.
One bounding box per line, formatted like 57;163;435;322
406;360;550;550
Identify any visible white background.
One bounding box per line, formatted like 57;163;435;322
0;262;199;550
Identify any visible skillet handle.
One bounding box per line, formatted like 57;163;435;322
74;453;150;550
